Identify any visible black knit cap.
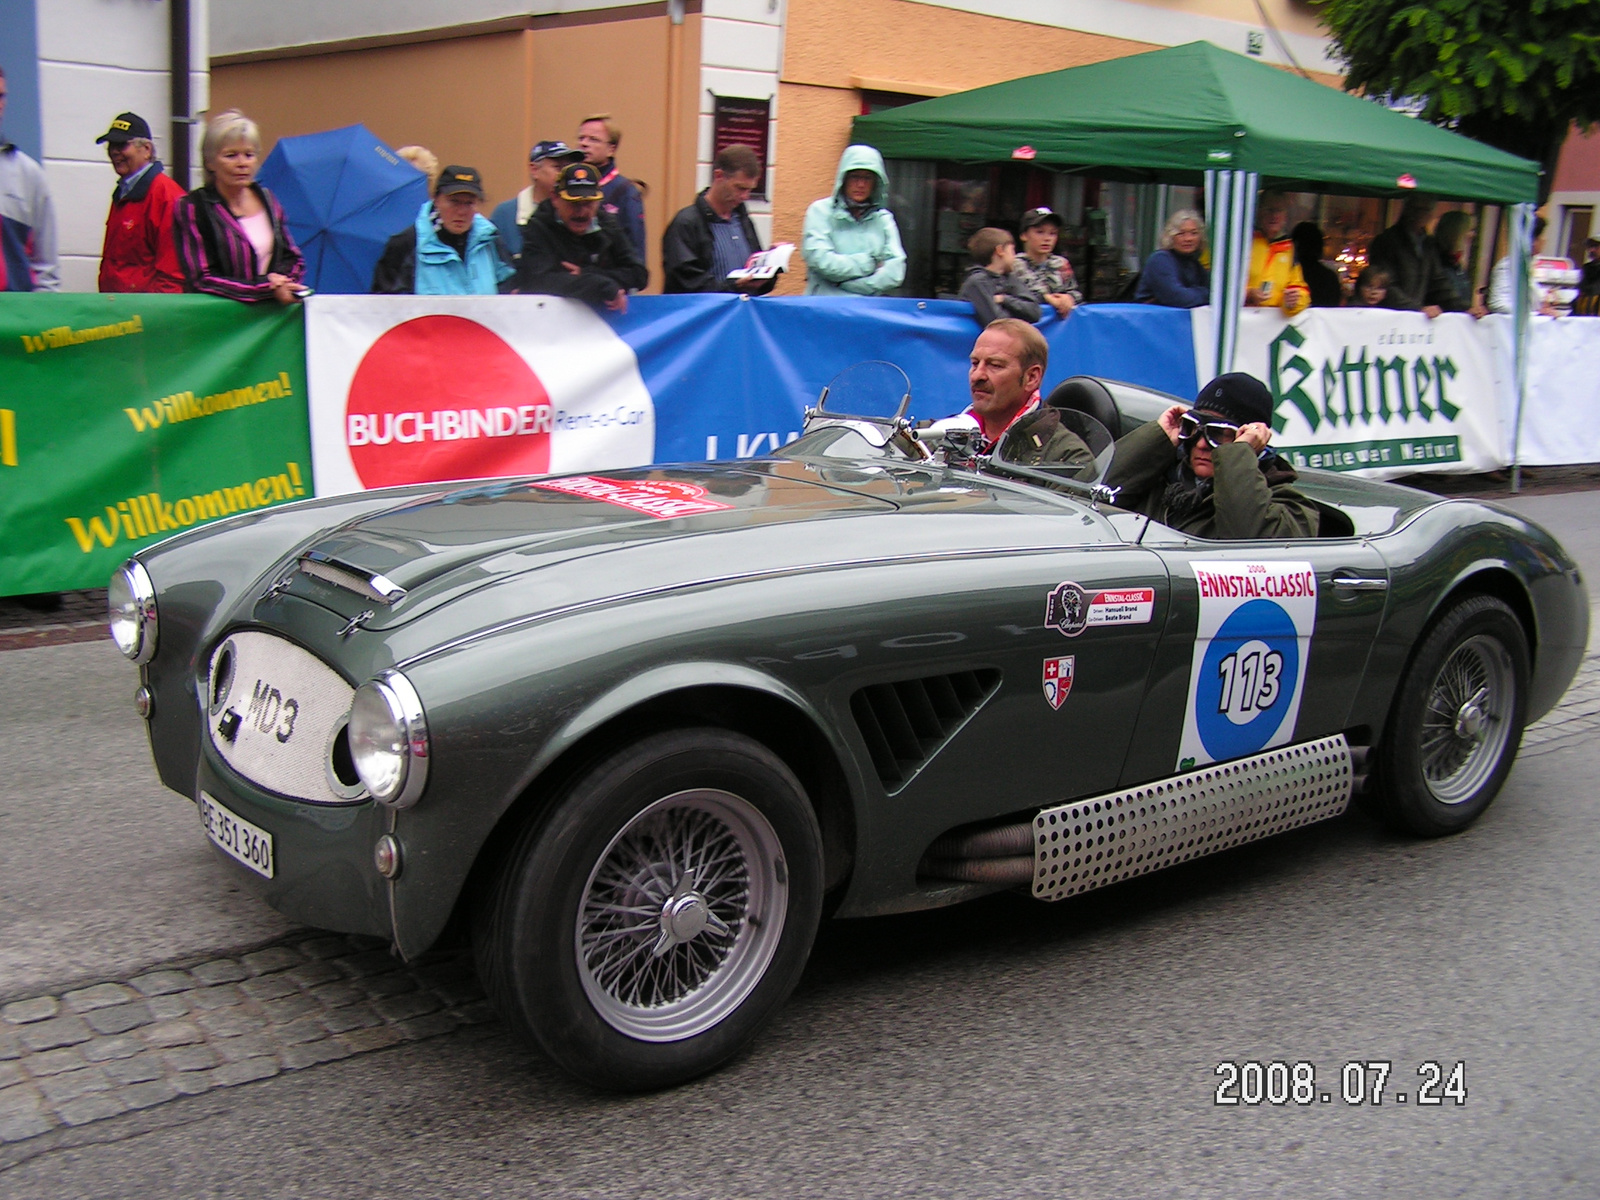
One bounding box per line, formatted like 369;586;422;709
1192;372;1273;426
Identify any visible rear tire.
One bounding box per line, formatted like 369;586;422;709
1371;595;1529;836
474;729;823;1090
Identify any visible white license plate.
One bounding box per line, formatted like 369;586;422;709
199;792;275;879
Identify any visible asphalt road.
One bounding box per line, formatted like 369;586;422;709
2;491;1598;1198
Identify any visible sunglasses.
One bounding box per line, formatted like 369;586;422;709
1178;412;1240;447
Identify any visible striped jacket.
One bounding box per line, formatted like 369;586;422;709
172;183;304;302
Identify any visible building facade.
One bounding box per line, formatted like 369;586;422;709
208;0;1335;293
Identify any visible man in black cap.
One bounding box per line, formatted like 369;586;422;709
1104;373;1319;539
490;140;584;260
518;161;647;312
372;165;514;295
96;111;186;292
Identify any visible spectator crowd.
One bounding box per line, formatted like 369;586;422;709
0;83;1587;326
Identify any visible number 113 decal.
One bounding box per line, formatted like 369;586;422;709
1179;562;1316;770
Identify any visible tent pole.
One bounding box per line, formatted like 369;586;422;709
1204;169;1258;379
1508;203;1533;494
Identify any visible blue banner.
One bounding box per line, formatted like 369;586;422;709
610;296;1198;462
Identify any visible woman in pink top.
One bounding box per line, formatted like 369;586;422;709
172;110;304;303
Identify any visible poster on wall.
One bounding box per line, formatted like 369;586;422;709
711;95;771;200
1225;308;1506;479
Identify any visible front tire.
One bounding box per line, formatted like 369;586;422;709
475;729;823;1090
1372;595;1529;836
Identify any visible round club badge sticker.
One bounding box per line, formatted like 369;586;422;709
1178;561;1317;770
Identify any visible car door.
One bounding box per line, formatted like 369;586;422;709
1121;522;1390;781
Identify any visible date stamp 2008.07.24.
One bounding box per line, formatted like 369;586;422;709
1213;1060;1467;1107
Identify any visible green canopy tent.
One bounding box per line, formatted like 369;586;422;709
852;41;1543;479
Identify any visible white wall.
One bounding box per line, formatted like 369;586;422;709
699;0;782;246
36;0;209;292
210;0;637;57
906;0;1340;73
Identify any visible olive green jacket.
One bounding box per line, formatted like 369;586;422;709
995;406;1096;477
1105;421;1320;540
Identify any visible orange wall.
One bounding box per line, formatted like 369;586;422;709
211;16;701;290
1553;126;1600;193
771;0;1158;293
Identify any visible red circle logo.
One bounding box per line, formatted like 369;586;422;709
345;315;552;489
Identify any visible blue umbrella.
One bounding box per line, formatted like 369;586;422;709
259;125;429;294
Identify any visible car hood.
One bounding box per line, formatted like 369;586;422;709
285;462;921;629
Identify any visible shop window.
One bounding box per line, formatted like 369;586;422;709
1564;207;1593;264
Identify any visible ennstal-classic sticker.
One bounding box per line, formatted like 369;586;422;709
1045;582;1156;637
1177;561;1317;770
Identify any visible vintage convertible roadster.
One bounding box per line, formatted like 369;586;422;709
111;366;1587;1089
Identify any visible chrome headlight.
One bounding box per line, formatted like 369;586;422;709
108;559;158;664
347;671;429;808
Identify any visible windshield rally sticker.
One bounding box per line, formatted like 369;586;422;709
1042;655;1075;710
1045;582;1156;637
528;476;734;519
1178;560;1317;770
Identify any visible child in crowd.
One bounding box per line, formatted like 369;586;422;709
959;227;1041;325
1351;266;1392;308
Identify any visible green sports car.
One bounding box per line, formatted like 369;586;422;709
111;367;1588;1090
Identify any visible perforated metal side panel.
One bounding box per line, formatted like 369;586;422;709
1033;736;1352;901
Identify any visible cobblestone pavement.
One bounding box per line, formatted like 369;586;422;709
0;934;491;1145
1;643;1592;1150
1521;651;1600;757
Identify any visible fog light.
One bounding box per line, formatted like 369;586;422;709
134;686;154;719
374;834;403;879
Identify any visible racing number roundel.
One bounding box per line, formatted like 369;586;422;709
1178;561;1317;770
1193;600;1300;761
345;315;552;488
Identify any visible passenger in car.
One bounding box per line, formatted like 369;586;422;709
1104;372;1319;539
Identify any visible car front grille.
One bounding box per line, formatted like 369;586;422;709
205;631;363;804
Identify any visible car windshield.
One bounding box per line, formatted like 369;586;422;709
990;407;1114;485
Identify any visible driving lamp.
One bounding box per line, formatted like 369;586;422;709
108;559;158;663
347;671;429;808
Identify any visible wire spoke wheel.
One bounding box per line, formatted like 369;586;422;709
1418;634;1513;804
577;788;787;1042
1373;595;1528;837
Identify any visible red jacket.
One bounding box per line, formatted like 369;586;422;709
99;164;186;293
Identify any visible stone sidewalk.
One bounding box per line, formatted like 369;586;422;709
0;933;492;1145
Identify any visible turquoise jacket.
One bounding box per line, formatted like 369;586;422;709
414;203;514;296
801;145;906;296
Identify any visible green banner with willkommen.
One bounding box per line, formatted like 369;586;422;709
0;295;311;596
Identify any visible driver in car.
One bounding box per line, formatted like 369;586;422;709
1104;372;1320;539
947;319;1094;469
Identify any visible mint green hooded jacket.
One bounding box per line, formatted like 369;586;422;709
801;145;906;296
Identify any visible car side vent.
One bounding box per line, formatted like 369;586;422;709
851;669;1002;791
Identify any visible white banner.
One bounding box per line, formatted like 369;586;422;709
305;295;654;497
1229;308;1505;479
1481;313;1600;468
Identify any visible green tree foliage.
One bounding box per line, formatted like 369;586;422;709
1317;0;1600;198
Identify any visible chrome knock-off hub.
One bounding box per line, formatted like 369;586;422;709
653;869;732;956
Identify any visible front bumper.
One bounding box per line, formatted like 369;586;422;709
195;749;392;941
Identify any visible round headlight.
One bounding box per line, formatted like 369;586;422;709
108;560;158;664
347;671;428;808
